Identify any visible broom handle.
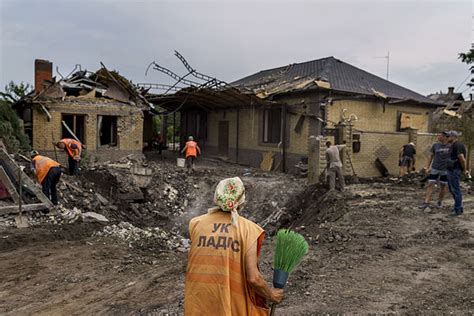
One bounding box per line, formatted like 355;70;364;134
270;303;276;316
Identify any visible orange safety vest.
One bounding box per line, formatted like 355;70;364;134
32;155;60;184
61;138;82;159
185;141;199;158
185;211;269;316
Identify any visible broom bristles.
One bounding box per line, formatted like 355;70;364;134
273;229;309;273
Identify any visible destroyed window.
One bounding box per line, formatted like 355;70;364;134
62;114;86;144
97;115;118;147
397;111;424;131
262;108;281;143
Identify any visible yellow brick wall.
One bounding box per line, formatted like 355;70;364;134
348;131;437;177
206;107;308;155
327;99;434;133
350;132;408;177
31;101;143;154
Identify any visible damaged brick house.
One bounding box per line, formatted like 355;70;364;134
429;87;473;169
13;59;154;162
151;56;444;179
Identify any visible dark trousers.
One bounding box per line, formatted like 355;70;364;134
186;156;196;170
447;169;463;214
42;166;62;205
68;155;79;175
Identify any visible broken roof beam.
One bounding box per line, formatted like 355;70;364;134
174;51;230;88
137;83;183;93
40;103;52;121
0;148;53;208
0;166;20;204
150;63;201;86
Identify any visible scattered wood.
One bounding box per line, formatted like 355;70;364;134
95;193;109;205
0;166;20;203
0;203;49;215
260;151;274;172
375;158;389;177
61;179;84;193
17;154;31;162
0;146;53;208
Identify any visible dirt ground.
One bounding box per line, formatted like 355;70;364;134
0;155;473;315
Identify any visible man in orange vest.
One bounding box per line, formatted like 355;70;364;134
30;151;62;205
185;177;284;315
54;138;82;175
181;136;201;172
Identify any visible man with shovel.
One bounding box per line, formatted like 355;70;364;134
30;151;62;205
184;177;283;315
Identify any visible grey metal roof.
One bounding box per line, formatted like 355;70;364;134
232;56;441;105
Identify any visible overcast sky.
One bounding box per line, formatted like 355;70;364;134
1;0;472;98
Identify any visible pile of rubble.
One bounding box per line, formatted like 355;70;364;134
95;221;190;251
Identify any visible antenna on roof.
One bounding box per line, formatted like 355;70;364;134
375;51;390;80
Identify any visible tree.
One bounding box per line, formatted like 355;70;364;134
458;48;474;87
0;81;32;152
0;81;32;104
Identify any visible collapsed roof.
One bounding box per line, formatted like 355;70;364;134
16;64;151;110
232;56;442;106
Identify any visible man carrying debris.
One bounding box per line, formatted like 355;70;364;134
420;131;451;209
54;138;82;175
185;177;284;315
399;142;416;177
446;131;469;216
325;141;346;191
181;136;200;172
30;151;62;205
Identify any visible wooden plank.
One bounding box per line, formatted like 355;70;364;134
0;203;48;215
0;166;20;203
0;148;53;208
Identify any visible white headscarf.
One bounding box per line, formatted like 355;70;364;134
208;177;245;226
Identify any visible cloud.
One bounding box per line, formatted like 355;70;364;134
0;0;472;97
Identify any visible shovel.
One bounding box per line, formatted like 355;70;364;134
345;150;359;184
15;167;29;228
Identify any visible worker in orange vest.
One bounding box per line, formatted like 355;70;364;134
185;177;284;315
54;138;82;175
181;136;201;173
30;151;62;205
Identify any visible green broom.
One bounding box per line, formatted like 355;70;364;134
271;229;309;315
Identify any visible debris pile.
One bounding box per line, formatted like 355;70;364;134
95;221;189;251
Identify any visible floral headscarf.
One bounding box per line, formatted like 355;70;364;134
208;177;245;226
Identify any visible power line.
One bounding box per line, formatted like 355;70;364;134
455;73;472;92
460;85;472;94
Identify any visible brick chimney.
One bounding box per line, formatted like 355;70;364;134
35;59;52;94
447;87;454;95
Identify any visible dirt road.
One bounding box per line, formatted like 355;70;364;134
0;160;473;315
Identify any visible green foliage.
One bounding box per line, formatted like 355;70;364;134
273;229;309;273
0;81;32;152
0;101;31;152
0;81;32;103
152;111;181;144
458;48;474;87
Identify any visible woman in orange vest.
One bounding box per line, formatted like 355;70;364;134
181;136;201;173
184;177;284;315
55;138;82;175
30;150;62;205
